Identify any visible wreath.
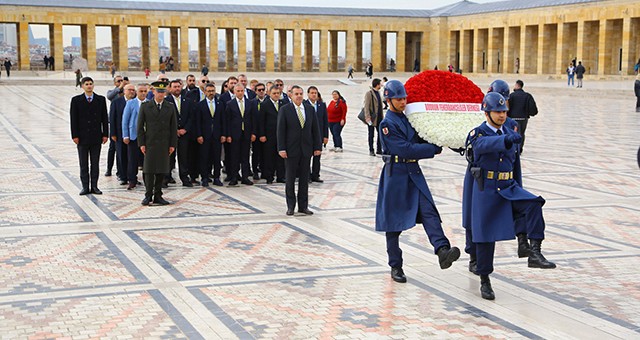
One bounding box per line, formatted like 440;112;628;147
404;71;485;149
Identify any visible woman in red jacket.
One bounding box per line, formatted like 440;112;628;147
327;90;347;152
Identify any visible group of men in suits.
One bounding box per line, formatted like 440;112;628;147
94;73;328;212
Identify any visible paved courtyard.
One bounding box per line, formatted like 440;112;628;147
0;72;638;339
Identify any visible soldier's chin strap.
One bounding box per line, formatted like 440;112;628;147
486;112;503;131
389;99;401;113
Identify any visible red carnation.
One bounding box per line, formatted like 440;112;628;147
405;70;484;104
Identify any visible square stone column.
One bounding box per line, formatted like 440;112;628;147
199;28;207;70
265;28;274;72
576;21;585;65
180;25;189;71
18;22;29;70
319;30;329;72
420;31;429;71
117;25;128;71
209;26;218;72
278;29;287;71
487;28;496;73
346;30;356;72
141;27;151;71
253;29;262;71
598;19;608;75
537;24;545;74
149;26;159;72
82;24;96;71
355;31;363;71
372;30;381;72
519;26;527;74
238;27;247;72
621;17;632;75
472;29;480;73
304;30;313;71
555;23;565;75
396;30;406;72
51;23;63;71
503;28;511;73
293;28;302;72
380;31;387;72
226;29;234;71
329;31;338;72
170;27;179;62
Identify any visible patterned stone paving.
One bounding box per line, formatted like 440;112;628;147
0;76;638;339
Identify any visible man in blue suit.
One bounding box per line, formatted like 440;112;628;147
122;83;149;190
305;86;329;183
464;92;555;300
375;80;460;284
109;84;136;186
226;83;257;186
196;83;226;187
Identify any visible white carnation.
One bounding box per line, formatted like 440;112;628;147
406;111;485;149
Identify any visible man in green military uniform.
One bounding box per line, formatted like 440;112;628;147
137;81;178;206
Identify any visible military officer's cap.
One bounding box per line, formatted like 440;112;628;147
151;81;169;92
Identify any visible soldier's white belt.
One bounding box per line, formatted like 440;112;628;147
486;171;513;180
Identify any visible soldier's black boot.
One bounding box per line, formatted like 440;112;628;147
528;239;556;269
390;267;407;283
468;254;478;275
437;246;461;269
480;274;495;300
517;233;531;258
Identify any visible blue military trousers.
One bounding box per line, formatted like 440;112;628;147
386;193;450;268
473;199;546;275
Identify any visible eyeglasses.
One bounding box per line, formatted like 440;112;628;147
202;80;210;83
256;88;265;92
274;84;282;87
160;79;169;82
115;79;123;83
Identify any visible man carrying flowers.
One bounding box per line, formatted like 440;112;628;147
375;80;461;284
464;92;556;300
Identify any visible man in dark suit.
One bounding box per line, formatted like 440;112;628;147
277;85;322;216
195;83;226;187
186;75;209;103
274;79;289;103
260;84;286;184
226;83;257;186
166;79;197;186
137;81;178;206
305;86;329;183
70;77;109;195
219;76;239;180
238;74;256;100
251;82;267;181
109;84;136;186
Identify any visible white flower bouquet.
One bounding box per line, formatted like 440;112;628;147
405;102;484;149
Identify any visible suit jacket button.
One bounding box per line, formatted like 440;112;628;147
497;188;501;191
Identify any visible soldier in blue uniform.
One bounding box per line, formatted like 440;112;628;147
464;80;529;275
464;92;555;300
376;80;461;283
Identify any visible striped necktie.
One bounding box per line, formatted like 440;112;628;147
296;105;305;128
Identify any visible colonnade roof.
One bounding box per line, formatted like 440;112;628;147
1;0;601;18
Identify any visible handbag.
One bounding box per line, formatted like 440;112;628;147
358;91;377;125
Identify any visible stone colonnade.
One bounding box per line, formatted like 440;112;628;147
1;0;639;75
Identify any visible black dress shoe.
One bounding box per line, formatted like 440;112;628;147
183;181;194;187
127;183;136;190
228;180;238;186
79;188;90;196
437;246;461;269
311;178;324;183
153;197;170;205
201;181;209;187
480;275;495;300
141;197;151;206
241;178;254;185
253;174;260;181
276;178;286;183
391;267;407;283
266;180;273;184
369;151;376;156
286;209;294;216
119;180;128;185
298;209;314;215
91;188;103;195
104;171;112;177
212;178;224;186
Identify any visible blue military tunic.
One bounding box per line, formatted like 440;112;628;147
464;121;544;243
375;110;441;232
